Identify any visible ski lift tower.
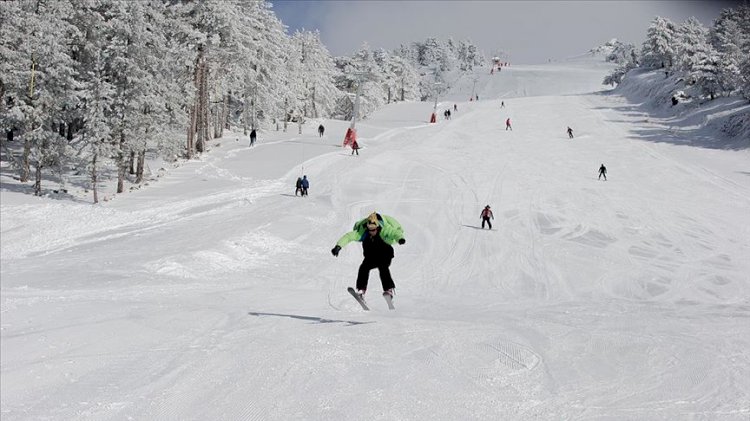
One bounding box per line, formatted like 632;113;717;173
430;66;442;123
471;76;479;101
344;71;373;148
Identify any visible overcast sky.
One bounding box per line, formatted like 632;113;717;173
270;0;740;64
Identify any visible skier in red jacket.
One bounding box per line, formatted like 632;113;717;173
480;205;494;229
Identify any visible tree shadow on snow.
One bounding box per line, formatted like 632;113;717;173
248;311;374;326
593;91;749;151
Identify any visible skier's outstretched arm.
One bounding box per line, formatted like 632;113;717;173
332;230;361;256
381;215;405;244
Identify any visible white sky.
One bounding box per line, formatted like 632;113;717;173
271;0;740;63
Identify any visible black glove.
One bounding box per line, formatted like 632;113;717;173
398;238;406;245
331;245;341;257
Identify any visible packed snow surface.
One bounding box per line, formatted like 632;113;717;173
2;57;749;420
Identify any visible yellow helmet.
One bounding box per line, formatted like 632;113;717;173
366;212;382;229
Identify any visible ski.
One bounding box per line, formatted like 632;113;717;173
347;287;369;311
383;292;395;310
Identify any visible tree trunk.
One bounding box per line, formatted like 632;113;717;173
202;58;210;150
117;162;125;193
195;55;209;153
283;99;288;132
21;136;30;182
189;46;210;156
195;60;204;153
129;150;136;174
223;94;230;130
243;94;249;136
34;161;42;196
117;132;125;193
92;152;98;204
135;149;145;184
187;104;196;158
311;86;317;118
212;102;220;139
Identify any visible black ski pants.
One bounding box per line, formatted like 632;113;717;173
356;257;394;292
482;217;492;229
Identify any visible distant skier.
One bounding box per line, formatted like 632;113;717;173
295;177;303;196
567;127;574;139
476;94;479;101
318;124;325;137
331;212;406;301
454;104;457;112
351;139;360;155
301;175;310;196
480;205;494;229
249;129;257;147
598;164;607;181
500;101;505;108
344;127;355;144
505;118;512;131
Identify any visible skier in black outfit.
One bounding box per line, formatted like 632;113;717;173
331;212;405;299
249;129;257;147
480;205;494;229
318;124;325;137
567;127;574;138
295;177;303;196
598;164;607;181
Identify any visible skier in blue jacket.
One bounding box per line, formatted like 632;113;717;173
301;175;309;196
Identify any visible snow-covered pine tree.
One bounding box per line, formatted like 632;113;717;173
691;45;722;100
712;7;750;98
238;0;294;132
641;16;677;70
166;0;243;156
674;17;710;74
0;0;78;194
347;43;386;119
606;40;637;65
96;1;174;193
292;30;341;119
374;49;419;103
80;48;115;204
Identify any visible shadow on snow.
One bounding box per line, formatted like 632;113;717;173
248;311;374;326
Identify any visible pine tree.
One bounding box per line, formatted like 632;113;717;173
0;0;78;194
641;17;677;69
675;17;710;74
708;12;742;95
293;30;340;119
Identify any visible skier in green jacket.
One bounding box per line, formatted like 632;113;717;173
331;212;405;300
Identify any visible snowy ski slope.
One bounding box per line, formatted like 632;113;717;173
2;56;749;420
